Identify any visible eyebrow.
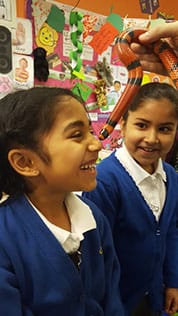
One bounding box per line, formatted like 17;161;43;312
63;120;86;132
135;118;175;125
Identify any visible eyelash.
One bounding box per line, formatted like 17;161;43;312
159;127;171;133
135;123;172;133
71;131;83;138
136;123;147;129
89;128;95;135
70;124;95;139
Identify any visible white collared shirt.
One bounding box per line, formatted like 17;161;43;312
115;144;166;221
27;192;96;253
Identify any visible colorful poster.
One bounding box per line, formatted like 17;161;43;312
13;54;34;90
12;18;33;55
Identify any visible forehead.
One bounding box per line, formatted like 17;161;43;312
54;97;89;124
131;98;177;121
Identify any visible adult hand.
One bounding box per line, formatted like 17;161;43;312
130;21;178;76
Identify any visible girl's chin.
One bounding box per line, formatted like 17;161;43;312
81;182;97;193
137;160;157;174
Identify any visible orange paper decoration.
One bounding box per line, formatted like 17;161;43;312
89;22;119;55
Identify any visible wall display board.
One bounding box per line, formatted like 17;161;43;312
0;0;16;99
31;0;173;151
0;4;33;99
12;17;34;90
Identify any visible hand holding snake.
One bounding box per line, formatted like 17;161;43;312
131;21;178;76
99;28;178;140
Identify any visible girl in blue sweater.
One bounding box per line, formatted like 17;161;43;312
83;82;178;316
0;87;124;316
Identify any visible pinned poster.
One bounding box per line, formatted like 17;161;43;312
139;0;159;14
83;14;98;41
13;54;34;90
89;13;123;55
0;75;13;99
12;18;33;55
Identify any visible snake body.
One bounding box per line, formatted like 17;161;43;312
99;29;178;140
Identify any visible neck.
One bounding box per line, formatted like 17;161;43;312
26;192;71;231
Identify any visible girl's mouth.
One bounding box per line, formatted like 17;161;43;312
140;146;158;152
80;163;96;170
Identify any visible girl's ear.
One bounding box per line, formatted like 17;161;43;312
8;149;40;177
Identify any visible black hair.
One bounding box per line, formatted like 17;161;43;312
0;87;83;198
122;82;178;120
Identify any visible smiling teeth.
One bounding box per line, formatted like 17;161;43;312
80;164;96;170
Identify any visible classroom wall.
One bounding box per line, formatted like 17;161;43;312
16;0;178;20
56;0;177;20
16;0;26;18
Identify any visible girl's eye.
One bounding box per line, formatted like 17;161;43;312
89;128;95;135
136;122;147;129
159;126;171;133
71;131;83;138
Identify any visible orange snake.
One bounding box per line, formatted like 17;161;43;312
99;29;178;140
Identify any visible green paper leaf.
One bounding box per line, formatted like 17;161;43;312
47;5;65;33
107;13;123;32
69;11;84;76
72;82;92;101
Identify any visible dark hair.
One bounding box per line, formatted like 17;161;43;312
0;87;83;198
123;82;178;120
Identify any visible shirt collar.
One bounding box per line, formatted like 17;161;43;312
26;192;96;236
65;192;96;233
115;144;167;185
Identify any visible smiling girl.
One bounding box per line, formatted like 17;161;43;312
83;82;178;316
0;87;124;316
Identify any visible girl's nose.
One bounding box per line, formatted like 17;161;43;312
145;130;159;144
88;134;102;151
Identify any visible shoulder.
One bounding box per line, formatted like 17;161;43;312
97;151;122;172
163;162;178;197
0;197;17;247
163;161;178;180
0;195;32;234
96;151;129;184
0;196;18;223
0;196;12;218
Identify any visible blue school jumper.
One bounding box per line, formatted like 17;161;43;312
0;194;124;316
83;151;178;315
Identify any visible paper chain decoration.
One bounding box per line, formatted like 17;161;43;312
69;11;84;79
